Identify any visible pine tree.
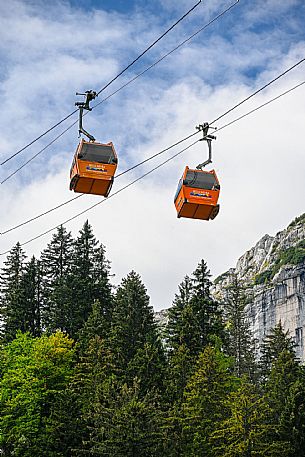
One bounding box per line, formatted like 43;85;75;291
165;261;224;406
264;349;302;455
40;226;74;334
223;274;257;379
19;256;42;337
259;321;297;381
211;378;291;457
73;335;163;456
78;299;110;352
90;381;163;457
166;343;193;405
0;243;27;341
265;349;300;420
280;367;305;457
166;260;223;363
165;276;194;403
71;335;118;455
71;221;112;336
190;260;224;353
110;271;165;395
166;275;193;352
180;345;236;456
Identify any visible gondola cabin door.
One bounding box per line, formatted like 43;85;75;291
174;166;220;220
70;139;118;197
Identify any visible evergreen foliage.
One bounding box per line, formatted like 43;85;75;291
110;271;165;395
71;220;112;337
40;226;74;334
181;346;236;456
259;321;297;381
264;349;303;454
166;275;193;352
19;257;42;337
190;260;224;353
1;225;304;455
165;260;224;404
78;299;109;352
90;381;162;456
211;377;291;457
0;243;27;341
223;274;257;379
280;368;305;457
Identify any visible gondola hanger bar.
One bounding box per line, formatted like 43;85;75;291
196;122;217;170
75;90;98;142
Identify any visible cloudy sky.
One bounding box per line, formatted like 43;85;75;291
1;0;305;310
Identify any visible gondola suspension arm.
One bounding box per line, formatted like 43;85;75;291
196;122;217;170
75;90;98;142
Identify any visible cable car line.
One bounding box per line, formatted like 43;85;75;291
2;66;299;251
216;79;305;131
1;1;238;177
96;0;203;96
1;122;78;185
1;77;304;237
0;131;199;235
92;0;240;109
210;57;305;126
1;1;239;185
0;140;200;256
2;43;303;185
0;195;83;236
0;0;205;167
0;110;78;167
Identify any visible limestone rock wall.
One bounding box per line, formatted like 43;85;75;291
214;214;305;360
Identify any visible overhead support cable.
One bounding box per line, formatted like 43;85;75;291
96;0;203;95
2;44;303;184
0;140;200;255
210;57;305;125
1;122;78;185
0;130;199;235
0;0;204;166
1;78;305;238
93;1;240;107
0;110;78;166
1;0;239;184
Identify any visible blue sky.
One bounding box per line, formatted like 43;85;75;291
1;0;305;309
69;0;155;13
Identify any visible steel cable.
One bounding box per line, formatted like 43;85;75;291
1;78;304;239
0;0;203;166
1;0;239;183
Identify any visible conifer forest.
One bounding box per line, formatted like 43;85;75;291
0;221;304;457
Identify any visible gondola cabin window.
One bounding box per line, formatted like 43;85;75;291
78;142;117;164
183;169;220;191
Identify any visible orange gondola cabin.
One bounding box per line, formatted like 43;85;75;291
70;139;118;197
174;166;220;220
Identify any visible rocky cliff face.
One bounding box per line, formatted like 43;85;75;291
154;308;169;334
214;214;305;361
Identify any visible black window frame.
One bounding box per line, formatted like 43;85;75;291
184;170;219;190
78;143;117;164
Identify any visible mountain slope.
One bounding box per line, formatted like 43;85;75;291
214;214;305;360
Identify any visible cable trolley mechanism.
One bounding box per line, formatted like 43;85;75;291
69;90;118;197
174;122;220;221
